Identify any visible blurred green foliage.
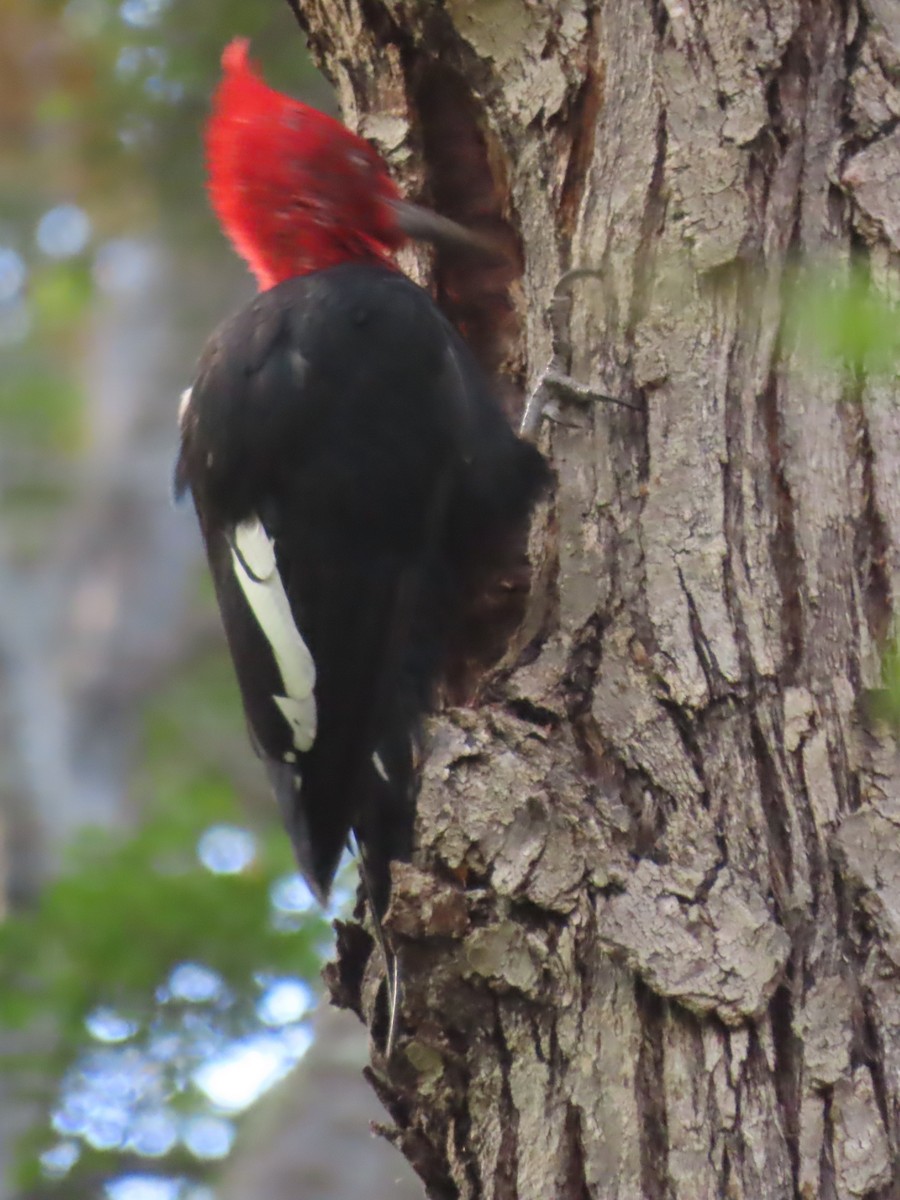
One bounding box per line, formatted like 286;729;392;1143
0;639;333;1192
0;1;337;1194
0;756;320;1046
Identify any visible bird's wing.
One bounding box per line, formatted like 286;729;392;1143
199;511;417;903
176;269;462;904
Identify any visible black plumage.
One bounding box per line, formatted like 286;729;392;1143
176;262;548;909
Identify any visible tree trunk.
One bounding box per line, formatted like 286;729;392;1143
295;2;900;1196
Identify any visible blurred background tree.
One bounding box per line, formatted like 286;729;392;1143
0;3;418;1198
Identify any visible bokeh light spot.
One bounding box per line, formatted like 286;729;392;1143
269;872;315;914
119;0;169;29
39;1141;79;1179
194;1036;295;1112
36;204;91;258
164;963;224;1005
85;1007;139;1044
125;1110;178;1157
0;248;26;301
105;1177;181;1200
182;1114;234;1160
257;977;312;1027
197;825;256;875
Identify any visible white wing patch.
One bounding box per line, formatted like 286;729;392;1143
231;517;317;754
177;387;192;428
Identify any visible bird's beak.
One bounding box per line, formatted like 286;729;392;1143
391;200;507;260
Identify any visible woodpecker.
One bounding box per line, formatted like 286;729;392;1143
176;41;548;915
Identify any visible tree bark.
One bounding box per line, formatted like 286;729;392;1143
294;2;900;1196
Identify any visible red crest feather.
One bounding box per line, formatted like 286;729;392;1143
206;40;405;288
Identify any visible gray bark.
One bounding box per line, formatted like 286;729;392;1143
295;1;900;1197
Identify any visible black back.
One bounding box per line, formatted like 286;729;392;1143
177;263;548;906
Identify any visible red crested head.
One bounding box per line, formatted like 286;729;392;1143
206;40;406;289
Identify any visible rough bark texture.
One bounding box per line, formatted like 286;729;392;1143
295;2;900;1197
